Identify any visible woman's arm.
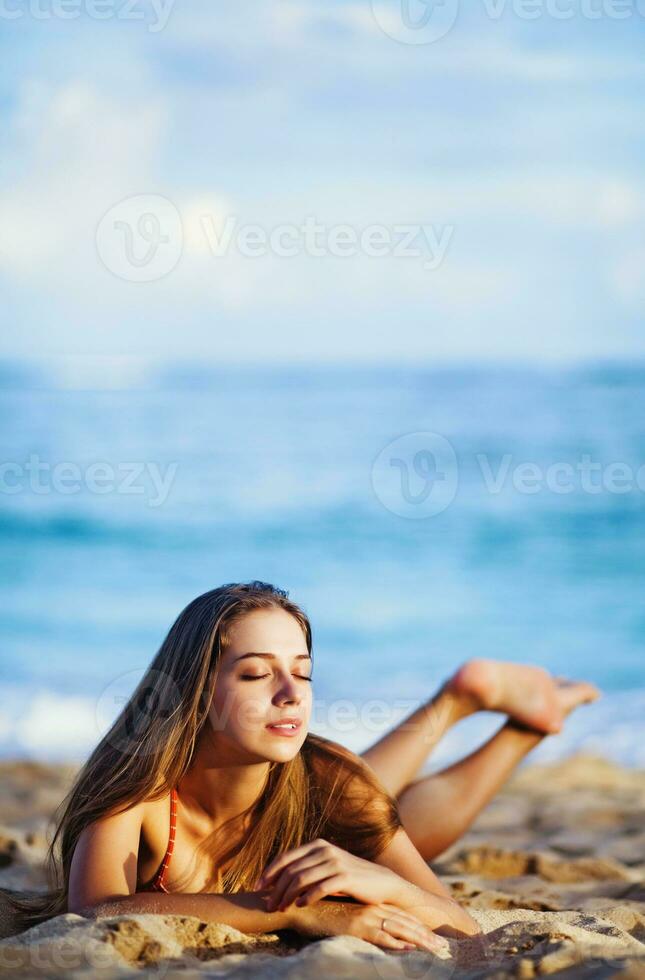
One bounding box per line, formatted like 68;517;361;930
372;827;481;937
87;888;448;953
67;797;444;947
82;889;295;934
255;834;481;938
68;800;293;935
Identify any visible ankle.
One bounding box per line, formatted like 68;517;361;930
431;683;479;728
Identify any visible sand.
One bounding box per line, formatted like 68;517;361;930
0;754;643;978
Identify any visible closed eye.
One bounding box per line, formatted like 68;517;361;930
240;674;313;682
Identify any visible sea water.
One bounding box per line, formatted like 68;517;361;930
1;362;643;768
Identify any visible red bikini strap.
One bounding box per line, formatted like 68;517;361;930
156;788;177;887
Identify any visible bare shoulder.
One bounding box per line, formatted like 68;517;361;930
68;792;172;914
68;796;147;913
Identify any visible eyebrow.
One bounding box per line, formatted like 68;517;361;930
233;652;311;664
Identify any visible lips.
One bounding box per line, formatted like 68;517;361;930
265;717;302;736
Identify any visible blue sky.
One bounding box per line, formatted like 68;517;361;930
1;0;644;377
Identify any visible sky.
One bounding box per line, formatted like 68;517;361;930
1;0;644;375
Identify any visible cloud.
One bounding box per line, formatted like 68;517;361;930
0;3;643;363
610;248;645;308
0;77;167;282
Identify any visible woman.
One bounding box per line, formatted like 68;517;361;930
5;581;598;952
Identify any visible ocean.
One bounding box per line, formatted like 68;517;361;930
1;361;644;769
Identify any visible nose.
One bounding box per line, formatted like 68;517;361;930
273;671;302;705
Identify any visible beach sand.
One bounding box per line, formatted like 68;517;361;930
0;754;643;977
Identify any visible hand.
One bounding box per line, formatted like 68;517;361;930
289;898;450;954
254;837;405;911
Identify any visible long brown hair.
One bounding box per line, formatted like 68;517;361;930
2;581;401;934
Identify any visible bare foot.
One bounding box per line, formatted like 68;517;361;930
552;676;601;723
447;659;600;734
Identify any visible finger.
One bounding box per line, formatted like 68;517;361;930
256;841;326;889
292;873;347;907
267;859;332;911
273;861;337;911
378;903;435;930
386;911;435;938
379;917;448;954
377;906;447;949
372;933;416;951
375;923;430;952
382;911;437;944
267;855;330;904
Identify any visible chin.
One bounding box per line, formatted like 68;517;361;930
250;734;306;763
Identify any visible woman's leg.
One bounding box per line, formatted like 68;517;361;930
361;662;599;861
360;681;480;799
361;659;564;798
395;720;544;860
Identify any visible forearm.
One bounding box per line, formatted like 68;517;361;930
84;889;292;935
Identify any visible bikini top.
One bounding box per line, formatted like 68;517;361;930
142;787;177;893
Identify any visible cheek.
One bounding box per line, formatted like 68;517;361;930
209;682;270;738
302;686;314;721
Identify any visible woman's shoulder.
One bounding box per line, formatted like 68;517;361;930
101;787;170;824
139;789;174;846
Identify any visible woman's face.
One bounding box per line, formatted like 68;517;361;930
207;608;313;763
